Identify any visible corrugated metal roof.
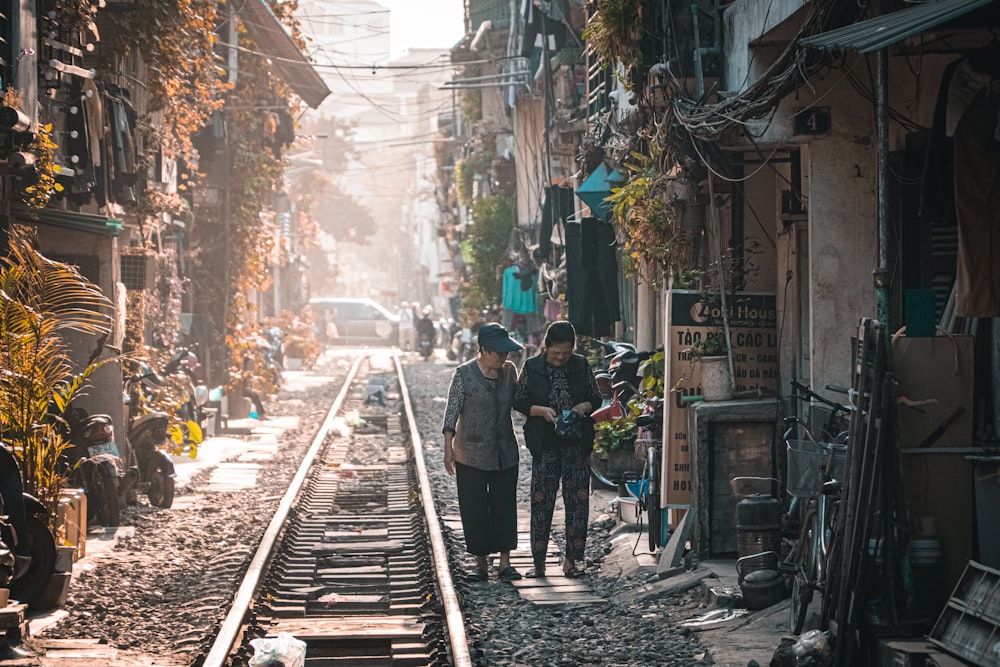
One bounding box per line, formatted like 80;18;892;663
240;0;330;109
801;0;994;53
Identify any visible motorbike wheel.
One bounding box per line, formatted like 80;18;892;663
9;515;57;608
144;456;175;509
91;459;121;527
588;452;619;490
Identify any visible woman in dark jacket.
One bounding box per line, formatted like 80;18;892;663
442;323;525;582
513;321;602;578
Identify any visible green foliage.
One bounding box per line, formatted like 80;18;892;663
0;227;114;518
577;336;607;370
594;412;638;454
109;0;231;160
23;125;64;210
638;350;665;396
582;0;643;86
455;160;473;207
606;151;696;286
687;332;729;358
463;195;516;310
460;89;483;125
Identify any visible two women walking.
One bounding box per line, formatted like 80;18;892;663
442;320;602;582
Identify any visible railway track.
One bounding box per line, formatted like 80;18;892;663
198;352;471;666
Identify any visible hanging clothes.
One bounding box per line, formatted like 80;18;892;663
952;82;1000;317
502;264;540;315
564;217;619;337
539;185;576;258
925;56;1000;317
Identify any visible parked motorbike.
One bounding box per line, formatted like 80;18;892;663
593;341;648;409
450;327;477;362
63;408;138;528
590;344;659;491
124;368;177;509
417;331;434;360
158;348;209;452
0;445;57;608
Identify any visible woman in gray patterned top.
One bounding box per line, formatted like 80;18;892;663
442;323;525;582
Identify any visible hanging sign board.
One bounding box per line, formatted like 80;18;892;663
663;290;780;506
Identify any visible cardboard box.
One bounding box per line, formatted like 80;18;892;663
926;652;976;667
55;488;87;560
878;639;937;667
893;335;974;448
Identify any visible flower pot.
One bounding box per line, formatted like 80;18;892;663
699;355;733;402
678;201;707;232
224;393;252;420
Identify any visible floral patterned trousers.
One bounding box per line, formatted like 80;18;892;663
530;447;590;569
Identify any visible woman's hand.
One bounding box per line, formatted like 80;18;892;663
531;405;558;423
443;437;456;476
571;402;592;416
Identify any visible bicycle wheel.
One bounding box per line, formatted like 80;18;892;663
88;458;121;527
790;510;820;634
588;452;619;490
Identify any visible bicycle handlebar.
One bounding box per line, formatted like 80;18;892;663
789;380;849;413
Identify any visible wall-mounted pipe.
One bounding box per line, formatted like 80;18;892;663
691;0;722;99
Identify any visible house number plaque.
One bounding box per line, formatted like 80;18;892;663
794;107;831;135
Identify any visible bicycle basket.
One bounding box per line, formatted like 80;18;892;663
786;440;847;497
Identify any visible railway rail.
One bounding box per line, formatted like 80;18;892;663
199;352;471;666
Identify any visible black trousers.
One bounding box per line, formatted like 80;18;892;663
455;462;519;556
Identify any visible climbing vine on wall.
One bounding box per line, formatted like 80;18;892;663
211;0;302;393
108;0;232;160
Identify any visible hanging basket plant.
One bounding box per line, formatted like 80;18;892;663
606;151;697;286
583;0;644;87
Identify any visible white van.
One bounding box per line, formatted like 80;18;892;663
309;297;399;346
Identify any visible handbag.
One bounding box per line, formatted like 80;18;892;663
554;410;583;440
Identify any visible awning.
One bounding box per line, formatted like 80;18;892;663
576;162;623;220
800;0;994;53
240;0;330;109
12;205;122;237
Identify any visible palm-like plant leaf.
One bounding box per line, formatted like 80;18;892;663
0;227;115;519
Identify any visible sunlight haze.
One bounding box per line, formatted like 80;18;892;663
387;0;463;54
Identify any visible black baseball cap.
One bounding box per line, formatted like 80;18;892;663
477;323;524;353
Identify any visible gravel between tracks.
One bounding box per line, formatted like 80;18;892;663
25;352;712;666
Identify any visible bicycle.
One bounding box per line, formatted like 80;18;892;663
785;417;847;635
781;382;852;635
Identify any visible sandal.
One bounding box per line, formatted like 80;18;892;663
562;561;584;578
468;568;489;582
525;568;546;578
498;566;522;582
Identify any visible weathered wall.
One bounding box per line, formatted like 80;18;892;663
723;0;807;92
719;0;880;389
513;97;547;228
37;228;126;444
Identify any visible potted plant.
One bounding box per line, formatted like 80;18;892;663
687;330;733;402
582;0;644;88
594;413;638;457
282;335;313;370
593;411;639;484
